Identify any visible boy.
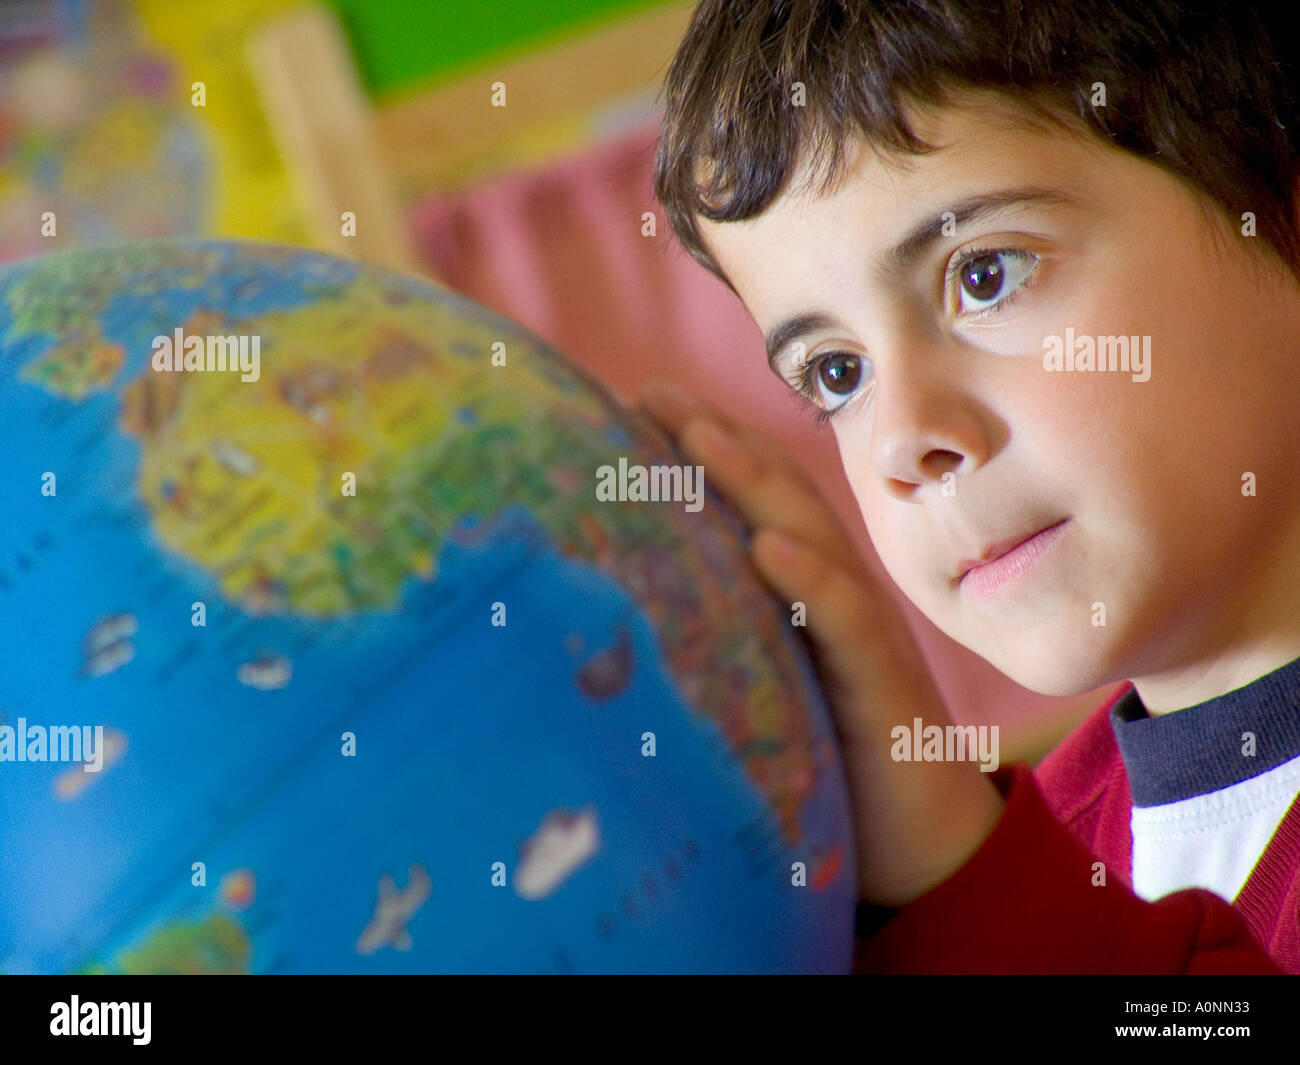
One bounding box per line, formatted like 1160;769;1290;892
639;0;1300;973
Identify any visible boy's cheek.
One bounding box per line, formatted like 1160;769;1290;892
858;522;942;611
841;461;893;541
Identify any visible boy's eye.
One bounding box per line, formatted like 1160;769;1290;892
952;248;1040;316
801;350;871;418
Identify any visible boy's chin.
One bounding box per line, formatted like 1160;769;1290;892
984;643;1121;699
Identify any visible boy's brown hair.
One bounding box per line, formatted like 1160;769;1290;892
653;0;1300;292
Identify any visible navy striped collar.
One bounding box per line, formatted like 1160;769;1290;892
1110;656;1300;808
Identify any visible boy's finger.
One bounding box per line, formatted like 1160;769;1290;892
639;378;816;487
638;377;700;430
681;416;865;575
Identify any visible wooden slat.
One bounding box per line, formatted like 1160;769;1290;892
246;3;419;272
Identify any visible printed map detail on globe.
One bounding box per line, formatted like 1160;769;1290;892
0;241;856;973
0;34;211;264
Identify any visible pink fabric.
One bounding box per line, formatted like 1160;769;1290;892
408;117;1112;755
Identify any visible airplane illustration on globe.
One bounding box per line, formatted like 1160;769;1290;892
355;863;432;955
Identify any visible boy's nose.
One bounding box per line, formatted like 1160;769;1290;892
866;366;991;501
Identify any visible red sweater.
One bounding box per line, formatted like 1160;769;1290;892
853;684;1300;973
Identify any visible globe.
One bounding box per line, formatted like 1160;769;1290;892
0;240;856;974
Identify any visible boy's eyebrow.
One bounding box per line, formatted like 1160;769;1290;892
764;185;1080;371
878;185;1080;280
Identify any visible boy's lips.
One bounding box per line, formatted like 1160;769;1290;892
953;519;1070;582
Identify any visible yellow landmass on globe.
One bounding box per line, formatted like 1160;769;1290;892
122;277;609;616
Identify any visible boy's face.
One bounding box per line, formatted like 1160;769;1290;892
696;92;1300;703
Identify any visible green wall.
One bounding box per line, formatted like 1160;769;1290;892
324;0;677;98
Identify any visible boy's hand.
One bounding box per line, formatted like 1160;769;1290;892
637;378;1006;907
